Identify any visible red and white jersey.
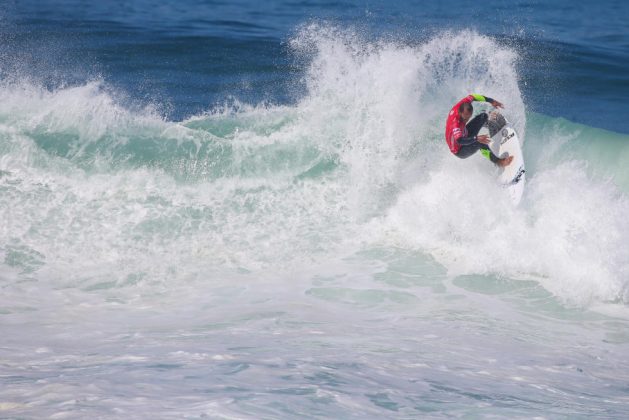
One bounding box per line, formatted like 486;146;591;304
444;95;475;154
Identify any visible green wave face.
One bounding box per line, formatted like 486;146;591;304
525;112;629;189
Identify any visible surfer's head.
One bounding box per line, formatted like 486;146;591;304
459;102;473;122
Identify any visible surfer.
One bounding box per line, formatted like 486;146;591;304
445;94;513;167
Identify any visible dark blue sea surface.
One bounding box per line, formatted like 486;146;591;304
2;0;628;132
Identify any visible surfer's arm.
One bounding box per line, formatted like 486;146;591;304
471;94;503;108
451;126;487;146
456;134;479;146
470;93;494;103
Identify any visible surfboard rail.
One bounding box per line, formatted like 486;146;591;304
487;113;526;205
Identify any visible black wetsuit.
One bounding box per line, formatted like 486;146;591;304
454;112;499;163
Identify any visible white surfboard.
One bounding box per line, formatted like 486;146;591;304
487;114;526;205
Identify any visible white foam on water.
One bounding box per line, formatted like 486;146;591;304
1;25;629;418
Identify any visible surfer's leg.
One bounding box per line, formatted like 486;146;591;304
457;144;504;165
455;138;498;162
478;143;500;163
466;113;500;164
454;143;481;159
465;112;488;137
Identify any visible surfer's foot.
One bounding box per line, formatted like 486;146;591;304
497;155;514;167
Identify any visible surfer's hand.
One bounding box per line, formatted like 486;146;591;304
491;100;504;109
477;134;491;144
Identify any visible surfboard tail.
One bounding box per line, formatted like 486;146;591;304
487;111;507;137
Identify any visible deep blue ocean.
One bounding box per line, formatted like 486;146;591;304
4;0;629;132
2;1;629;418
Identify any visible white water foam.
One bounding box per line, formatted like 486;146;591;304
2;26;629;419
1;28;628;307
291;25;629;305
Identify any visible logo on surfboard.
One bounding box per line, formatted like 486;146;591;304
500;128;515;144
510;166;525;185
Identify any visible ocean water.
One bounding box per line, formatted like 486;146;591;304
1;1;629;418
